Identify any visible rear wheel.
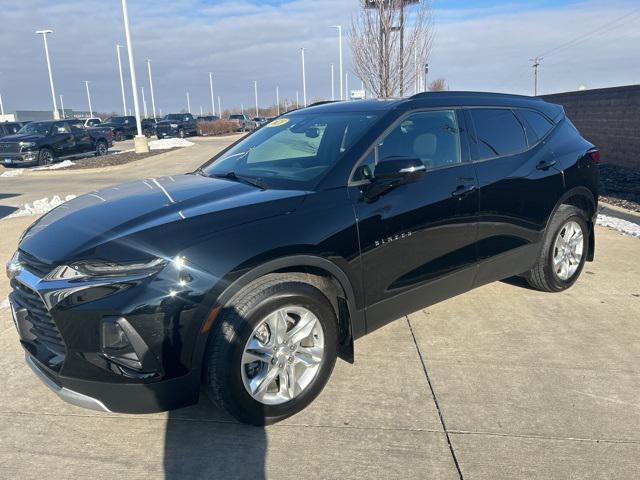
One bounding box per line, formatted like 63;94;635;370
37;148;54;166
95;140;108;156
526;205;589;292
204;274;338;425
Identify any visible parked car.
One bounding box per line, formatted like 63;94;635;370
101;116;137;141
156;113;198;139
141;118;157;138
6;92;598;425
197;115;220;123
84;118;102;128
0;122;23;139
0;119;113;166
252;116;268;128
228;113;255;131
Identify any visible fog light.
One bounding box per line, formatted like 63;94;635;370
101;320;130;350
100;318;142;370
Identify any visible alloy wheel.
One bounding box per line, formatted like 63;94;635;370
241;306;325;405
552;220;584;281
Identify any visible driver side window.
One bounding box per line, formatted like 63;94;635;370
353;110;462;182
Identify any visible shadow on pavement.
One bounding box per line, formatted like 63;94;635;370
0;206;18;220
164;397;266;479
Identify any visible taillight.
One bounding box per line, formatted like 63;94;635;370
588;149;600;164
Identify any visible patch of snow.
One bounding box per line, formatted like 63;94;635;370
0;169;25;178
4;195;77;219
32;160;74;171
113;148;135;155
0;297;9;310
148;138;194;150
597;214;640;238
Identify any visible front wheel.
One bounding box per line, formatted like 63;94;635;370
204;275;338;425
37;148;54;166
526;205;589;292
114;131;124;142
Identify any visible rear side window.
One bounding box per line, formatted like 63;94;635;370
517;109;554;144
469;109;526;160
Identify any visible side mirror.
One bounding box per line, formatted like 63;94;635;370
363;157;425;200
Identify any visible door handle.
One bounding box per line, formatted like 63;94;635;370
451;184;476;198
536;159;557;170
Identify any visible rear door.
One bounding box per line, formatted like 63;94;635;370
351;109;479;333
466;107;564;286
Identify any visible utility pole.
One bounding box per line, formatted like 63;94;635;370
36;30;59;119
423;63;429;92
254;80;259;117
209;72;215;116
147;59;157;119
59;94;64;118
84;81;93;117
117;45;127;115
530;56;542;96
300;48;307;107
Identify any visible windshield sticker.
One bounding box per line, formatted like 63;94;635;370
267;118;290;128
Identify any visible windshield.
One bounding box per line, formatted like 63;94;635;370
164;114;185;121
201;111;380;190
105;117;126;124
17;122;51;135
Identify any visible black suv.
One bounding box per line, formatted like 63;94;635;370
7;92;598;425
156;113;198;139
101;116;137;142
0;119;113;167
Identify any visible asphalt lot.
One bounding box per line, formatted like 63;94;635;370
0;137;639;479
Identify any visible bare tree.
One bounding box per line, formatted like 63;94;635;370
428;78;448;91
350;0;433;98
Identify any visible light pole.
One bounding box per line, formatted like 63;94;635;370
345;72;349;101
84;81;93;117
0;93;4;117
116;44;127;115
147;59;157;119
36;30;59;119
200;105;203;116
217;96;222;117
59;94;65;118
300;48;307;107
186;91;191;113
209;72;215;116
276;85;280;116
254;80;259;117
141;86;148;118
120;0;148;152
530;57;542;96
423;63;429;92
330;25;343;100
296;90;299;109
331;64;335;101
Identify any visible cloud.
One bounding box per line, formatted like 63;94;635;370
0;0;637;115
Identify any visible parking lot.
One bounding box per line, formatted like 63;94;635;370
0;137;639;479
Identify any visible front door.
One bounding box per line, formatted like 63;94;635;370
351;109;479;334
49;122;75;157
70;122;93;153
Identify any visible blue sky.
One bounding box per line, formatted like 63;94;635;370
0;0;638;115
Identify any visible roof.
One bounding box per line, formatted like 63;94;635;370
299;91;562;119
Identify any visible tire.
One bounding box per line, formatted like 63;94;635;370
114;131;124;142
95;140;108;156
526;205;589;292
37;148;54;166
204;274;338;425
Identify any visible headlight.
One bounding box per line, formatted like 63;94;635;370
19;141;36;148
47;257;167;280
170;123;178;128
5;251;22;279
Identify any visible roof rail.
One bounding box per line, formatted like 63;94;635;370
408;91;539;101
305;100;340;108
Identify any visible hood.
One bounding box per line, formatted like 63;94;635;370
19;174;306;264
1;133;44;143
156;120;176;126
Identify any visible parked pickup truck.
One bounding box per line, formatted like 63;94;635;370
0;119;113;167
0;122;24;139
156;113;198;139
229;114;256;132
101;115;137;141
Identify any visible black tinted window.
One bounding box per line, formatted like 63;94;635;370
469;109;526;159
518;109;554;144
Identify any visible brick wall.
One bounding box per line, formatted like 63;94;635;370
542;84;640;170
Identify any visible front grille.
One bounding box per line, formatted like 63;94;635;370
0;143;20;154
10;279;67;357
19;250;54;277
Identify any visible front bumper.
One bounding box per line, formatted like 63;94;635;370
2;151;38;166
156;126;180;138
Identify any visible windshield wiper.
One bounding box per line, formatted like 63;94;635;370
211;171;268;190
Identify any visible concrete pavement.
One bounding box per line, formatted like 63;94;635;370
0;139;639;478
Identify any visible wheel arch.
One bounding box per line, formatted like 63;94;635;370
549;186;597;261
214;255;361;364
